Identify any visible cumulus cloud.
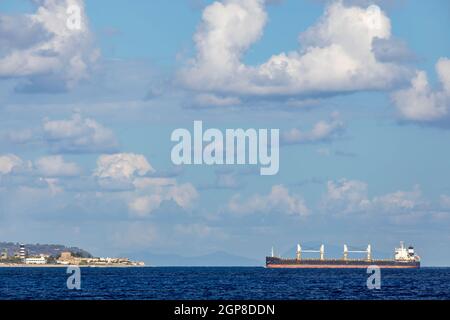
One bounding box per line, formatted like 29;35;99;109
167;183;199;208
179;0;410;99
181;0;267;91
228;184;309;216
0;154;26;175
322;179;371;214
372;37;415;63
281;112;344;144
128;183;198;216
92;153;198;215
0;0;99;92
94;153;154;181
43;113;118;153
1;151;198;218
392;57;450;122
372;184;424;212
322;179;427;216
0;154;82;189
34;155;82;177
0;15;50;52
129;195;165;216
0;154;82;195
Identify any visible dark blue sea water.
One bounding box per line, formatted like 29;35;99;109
0;267;449;300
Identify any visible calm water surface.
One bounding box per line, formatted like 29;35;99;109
0;267;448;300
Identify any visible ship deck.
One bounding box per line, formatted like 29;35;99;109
265;256;420;268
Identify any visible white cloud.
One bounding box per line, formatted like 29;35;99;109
372;37;415;63
0;0;99;92
228;184;309;216
0;14;49;51
0;154;25;175
43;113;118;153
392;57;450;122
35;155;81;177
94;153;154;180
182;0;267;91
180;0;410;98
92;153;197;216
372;184;424;212
0;154;81;190
282;112;344;144
322;179;426;216
0;151;197;218
168;183;199;208
129;183;198;216
129;195;165;216
322;179;371;214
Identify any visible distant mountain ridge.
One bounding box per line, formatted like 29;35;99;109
125;250;263;267
0;242;92;258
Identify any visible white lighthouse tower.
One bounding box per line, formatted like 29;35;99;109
19;244;26;261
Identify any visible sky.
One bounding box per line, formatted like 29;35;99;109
0;0;449;266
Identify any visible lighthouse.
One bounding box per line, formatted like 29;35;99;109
19;244;26;261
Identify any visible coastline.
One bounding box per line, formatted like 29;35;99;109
0;264;148;268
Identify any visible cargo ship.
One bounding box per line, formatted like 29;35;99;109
266;242;420;269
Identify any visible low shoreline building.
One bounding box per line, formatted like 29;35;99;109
25;256;47;265
56;251;144;266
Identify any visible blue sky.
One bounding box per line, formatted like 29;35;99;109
0;0;450;265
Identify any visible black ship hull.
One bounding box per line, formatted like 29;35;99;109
266;257;420;269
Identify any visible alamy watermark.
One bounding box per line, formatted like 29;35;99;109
171;121;279;176
66;266;81;290
66;5;82;30
366;265;381;290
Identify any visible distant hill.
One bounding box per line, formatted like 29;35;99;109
125;250;263;267
0;242;92;258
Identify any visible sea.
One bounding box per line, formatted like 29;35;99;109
0;267;449;300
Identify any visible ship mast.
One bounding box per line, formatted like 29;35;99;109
297;244;325;260
343;244;372;261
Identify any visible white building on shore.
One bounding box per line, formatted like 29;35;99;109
25;256;47;265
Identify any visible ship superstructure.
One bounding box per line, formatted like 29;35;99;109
266;242;420;269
